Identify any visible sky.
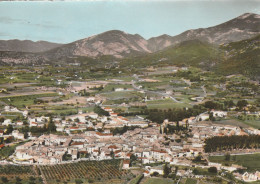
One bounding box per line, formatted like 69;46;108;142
0;0;259;43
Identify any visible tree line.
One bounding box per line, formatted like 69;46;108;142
146;106;205;124
204;135;260;152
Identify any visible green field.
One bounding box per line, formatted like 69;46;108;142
101;91;143;100
0;93;58;108
147;99;191;109
185;178;197;184
241;120;260;129
143;177;174;184
209;153;260;171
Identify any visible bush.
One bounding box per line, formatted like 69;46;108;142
208;167;217;173
151;172;159;176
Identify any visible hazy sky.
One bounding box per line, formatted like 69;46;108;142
0;0;259;43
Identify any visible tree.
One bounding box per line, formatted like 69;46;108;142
224;100;235;108
1;176;8;183
47;117;56;133
208;167;217;174
29;176;35;182
163;163;171;178
110;150;115;159
94;106;109;116
88;179;94;183
24;132;29;139
193;168;199;175
151;172;159;176
225;153;231;161
0;117;5;123
75;179;83;184
193;155;202;162
209;112;215;121
237;100;248;109
130;154;137;162
6;124;13;134
15;176;22;184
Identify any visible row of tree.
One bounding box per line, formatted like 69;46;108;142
146;106;205;124
204;135;260;152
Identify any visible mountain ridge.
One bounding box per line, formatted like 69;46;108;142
0;12;259;64
41;12;260;58
0;39;63;53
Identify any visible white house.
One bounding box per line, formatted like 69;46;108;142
211;110;227;118
2;119;12;126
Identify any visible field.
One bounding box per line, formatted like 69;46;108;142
142;177;174;184
211;119;250;128
39;159;131;184
101;91;143;100
147;99;191;109
0;159;131;184
209;153;260;171
0;92;58;108
185;178;197;184
241;119;260;129
0;164;42;184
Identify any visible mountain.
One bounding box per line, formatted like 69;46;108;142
0;13;259;64
122;34;260;79
46;30;151;59
0;40;63;53
121;39;224;69
48;13;260;58
216;34;260;78
147;13;260;52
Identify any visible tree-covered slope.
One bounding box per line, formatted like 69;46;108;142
216;34;260;79
121;39;224;69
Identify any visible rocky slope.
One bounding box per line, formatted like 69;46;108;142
0;13;259;63
46;30;151;59
147;13;260;52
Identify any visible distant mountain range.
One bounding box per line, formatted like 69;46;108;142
0;12;259;78
0;40;62;53
0;13;259;59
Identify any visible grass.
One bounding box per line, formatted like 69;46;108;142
185;178;197;184
0;93;58;108
101;91;143;100
209;153;260;172
129;174;143;184
143;177;174;184
147;99;191;109
0;141;28;160
241;119;260;129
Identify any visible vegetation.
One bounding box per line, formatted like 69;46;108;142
146;106;205;124
142;177;174;184
204;135;260;152
39;159;130;183
93;105;109;116
209;153;260;172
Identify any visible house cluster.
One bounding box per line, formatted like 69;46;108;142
52;108;149;134
191;122;249;139
234;171;260;182
13;126;198;165
101;107;149;129
15;118;252;167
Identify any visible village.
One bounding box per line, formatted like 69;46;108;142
0;64;259;183
1;103;260;183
